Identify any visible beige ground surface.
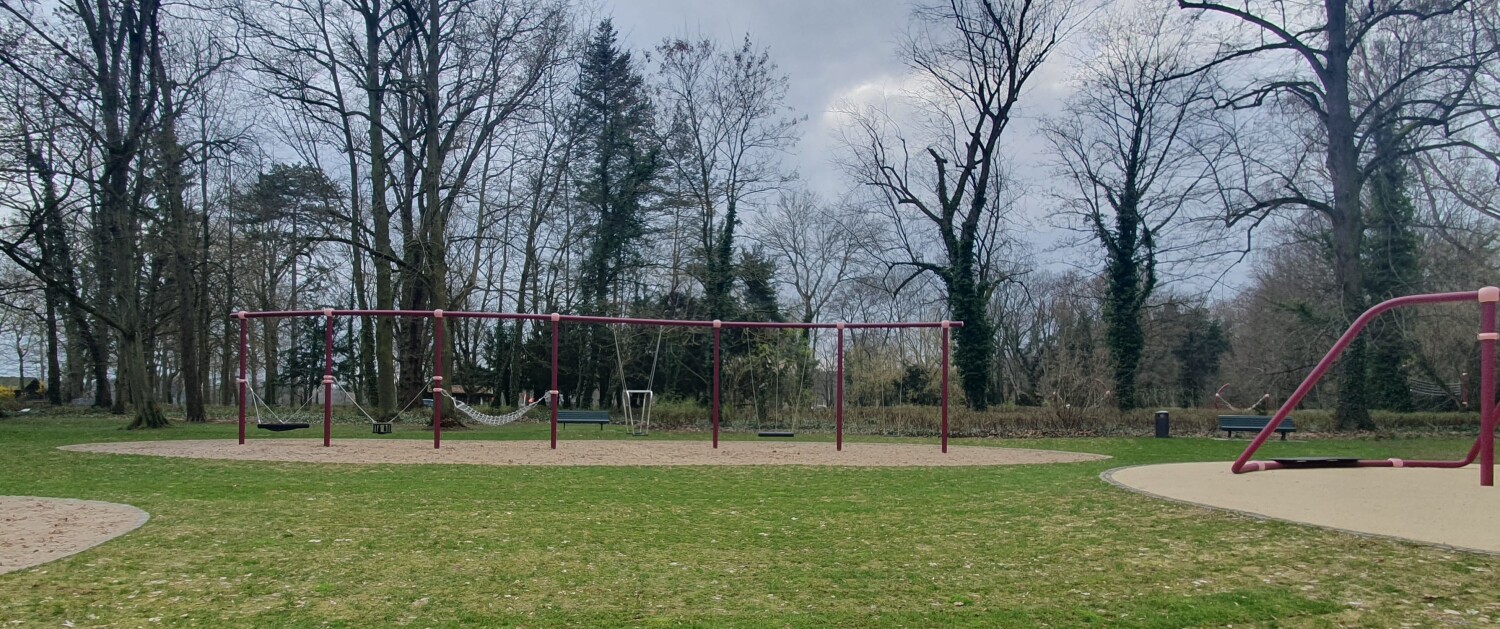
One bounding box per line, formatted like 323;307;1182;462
1105;462;1500;554
0;497;149;575
60;438;1107;467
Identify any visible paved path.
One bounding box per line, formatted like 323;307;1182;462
1106;462;1500;554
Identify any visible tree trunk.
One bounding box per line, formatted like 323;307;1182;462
363;0;397;420
947;267;993;410
1324;0;1375;431
159;79;206;422
45;294;63;405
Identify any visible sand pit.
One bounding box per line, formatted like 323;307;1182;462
1105;462;1500;554
0;497;149;575
60;438;1107;468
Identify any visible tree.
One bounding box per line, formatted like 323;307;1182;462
1180;0;1498;429
1170;304;1231;407
752;191;874;329
0;0;173;428
655;35;800;321
1043;6;1215;410
572;19;663;406
842;0;1082;409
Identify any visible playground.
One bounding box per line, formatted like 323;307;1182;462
3;291;1500;627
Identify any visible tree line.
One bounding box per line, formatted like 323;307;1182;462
0;0;1497;430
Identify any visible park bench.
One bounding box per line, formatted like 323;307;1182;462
1218;415;1295;440
556;410;610;430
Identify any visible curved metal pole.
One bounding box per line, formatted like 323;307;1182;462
1233;290;1493;481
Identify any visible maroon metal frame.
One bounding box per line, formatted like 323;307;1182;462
234;309;963;451
1233;288;1500;487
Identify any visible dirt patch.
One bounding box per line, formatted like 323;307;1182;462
61;439;1107;468
0;497;149;575
1105;462;1500;554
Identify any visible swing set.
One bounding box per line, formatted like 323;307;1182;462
233;309;960;452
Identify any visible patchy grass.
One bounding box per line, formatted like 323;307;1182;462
0;412;1497;627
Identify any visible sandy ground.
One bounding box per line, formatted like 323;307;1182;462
1105;462;1500;554
0;497;149;575
60;438;1107;468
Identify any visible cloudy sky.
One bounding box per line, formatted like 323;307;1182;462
605;0;1244;293
601;0;1089;254
604;0;920;198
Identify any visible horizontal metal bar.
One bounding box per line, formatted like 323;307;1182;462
230;309;965;329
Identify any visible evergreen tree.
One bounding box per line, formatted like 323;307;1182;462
572;20;663;406
1172;307;1231;408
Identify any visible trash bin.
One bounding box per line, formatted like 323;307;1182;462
1154;410;1170;438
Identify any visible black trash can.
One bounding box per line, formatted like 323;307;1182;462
1154;410;1170;438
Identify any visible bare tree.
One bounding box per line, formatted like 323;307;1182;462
0;0;173;427
840;0;1082;409
1180;0;1499;429
655;35;800;320
751;190;874;328
1042;6;1216;410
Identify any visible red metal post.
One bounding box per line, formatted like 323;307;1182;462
323;310;334;447
836;323;844;452
941;321;950;453
1230;290;1489;478
1480;295;1496;486
237;313;248;445
433;311;444;450
712;321;721;449
550;314;559;450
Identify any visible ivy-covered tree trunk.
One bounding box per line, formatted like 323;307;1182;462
1101;192;1155;411
945;248;993;410
1363;128;1419;412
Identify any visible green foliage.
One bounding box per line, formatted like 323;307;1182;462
277;317;357;390
1171;307;1230;407
1362;128;1420;412
573;19;662;311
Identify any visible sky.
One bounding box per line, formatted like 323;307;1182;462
603;0;1245;293
603;0;918;199
601;0;1105;264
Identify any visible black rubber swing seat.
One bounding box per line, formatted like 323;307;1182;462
1272;456;1360;468
757;431;795;438
257;423;311;432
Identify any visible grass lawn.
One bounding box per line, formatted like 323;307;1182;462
1;413;1497;627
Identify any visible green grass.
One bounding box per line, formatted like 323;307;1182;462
1;412;1499;627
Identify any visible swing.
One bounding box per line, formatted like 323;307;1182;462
257;422;310;431
246;386;313;430
756;329;803;439
613;321;664;437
